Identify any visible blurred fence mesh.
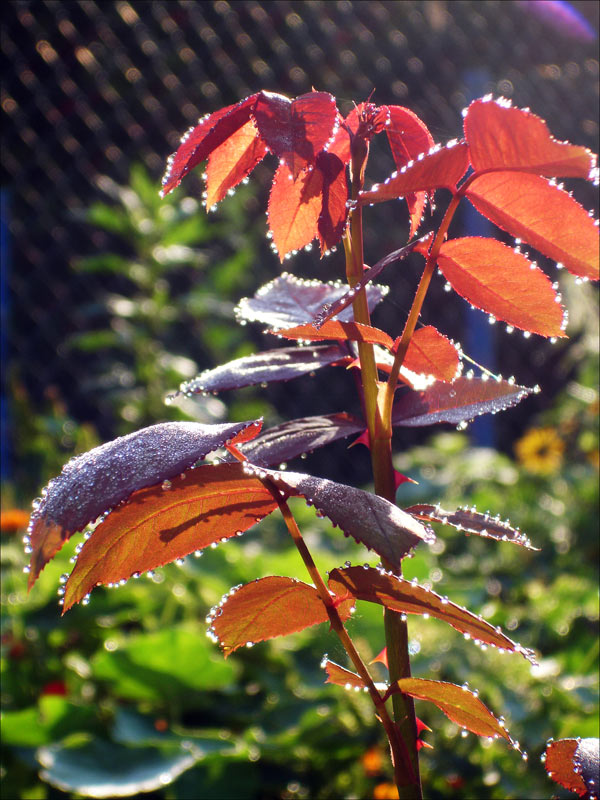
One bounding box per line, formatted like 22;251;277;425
2;0;598;483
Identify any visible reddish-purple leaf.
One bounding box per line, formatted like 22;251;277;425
405;504;538;550
235;273;386;329
322;659;368;690
328;566;534;660
391;678;513;743
205;118;268;207
27;420;262;589
316;151;349;254
232;413;364;467
402;326;461;382
161;94;260;196
466;172;599;281
465;98;597;180
392;377;532;427
253;91;338;179
359;141;469;206
437;237;566;337
63;463;278;611
207;576;355;657
267;161;323;259
545;738;599;798
247;465;434;570
274;320;395;351
177;345;350;395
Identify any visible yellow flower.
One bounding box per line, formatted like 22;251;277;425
514;427;565;475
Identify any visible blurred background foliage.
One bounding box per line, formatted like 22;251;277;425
1;1;598;798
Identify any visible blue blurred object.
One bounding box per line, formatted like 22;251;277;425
516;1;597;41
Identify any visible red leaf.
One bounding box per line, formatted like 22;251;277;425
465;98;597;180
402;326;460;382
228;420;263;447
391;678;513;743
268;161;323;260
205;118;268;207
359;141;469;206
253;91;338;179
327;112;353;164
544;738;599;798
322;659;368;690
316;152;349;254
161;95;259;196
208;576;354;657
273;320;395;351
63;463;278;611
328;566;535;661
392;376;532;427
405;504;538;550
437;237;566;337
27;420;263;589
466;172;599;281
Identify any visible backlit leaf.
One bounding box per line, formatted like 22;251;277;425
392;377;532;427
205;118;268;207
246;465;434;570
391;678;512;743
437;237;566;337
232;413;364;466
274;320;395;351
208;576;354;657
465;98;597;179
466;172;599;281
63;463;278;611
253;91;338;178
177;345;350;394
316;151;349;254
402;326;461;382
161;95;259;196
359;142;469;206
268;161;323;259
235;273;386;329
27;420;262;589
545;738;599;798
322;659;368;690
328;566;534;660
405;504;538;549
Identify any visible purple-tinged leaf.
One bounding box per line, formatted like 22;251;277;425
328;566;536;662
235;273;386;330
176;345;350;395
27;420;261;588
405;504;538;550
231;413;365;466
242;464;434;570
313;240;421;328
392;377;533;427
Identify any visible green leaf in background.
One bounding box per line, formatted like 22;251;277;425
1;696;98;747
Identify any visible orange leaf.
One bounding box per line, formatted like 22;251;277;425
273;320;395;350
322;659;367;690
437;237;566;337
359;141;469;206
205;118;268;207
316;152;349;254
544;738;598;798
209;576;354;657
63;463;278;611
403;326;460;382
466;172;599;281
268;162;323;260
465;98;597;180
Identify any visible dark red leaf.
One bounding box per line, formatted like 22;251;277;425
63;463;278;611
176;345;350;395
322;659;369;690
392;377;532;427
438;237;566;337
253;91;338;179
27;420;262;589
402;326;460;382
232;413;364;467
405;504;538;550
359;141;469;206
207;576;354;657
466;172;599;281
235;273;386;329
316;152;349;254
161;94;260;196
328;566;535;660
544;738;598;797
274;320;395;351
465;98;597;180
327;112;352;164
267;161;323;259
248;465;434;570
205;118;268;207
